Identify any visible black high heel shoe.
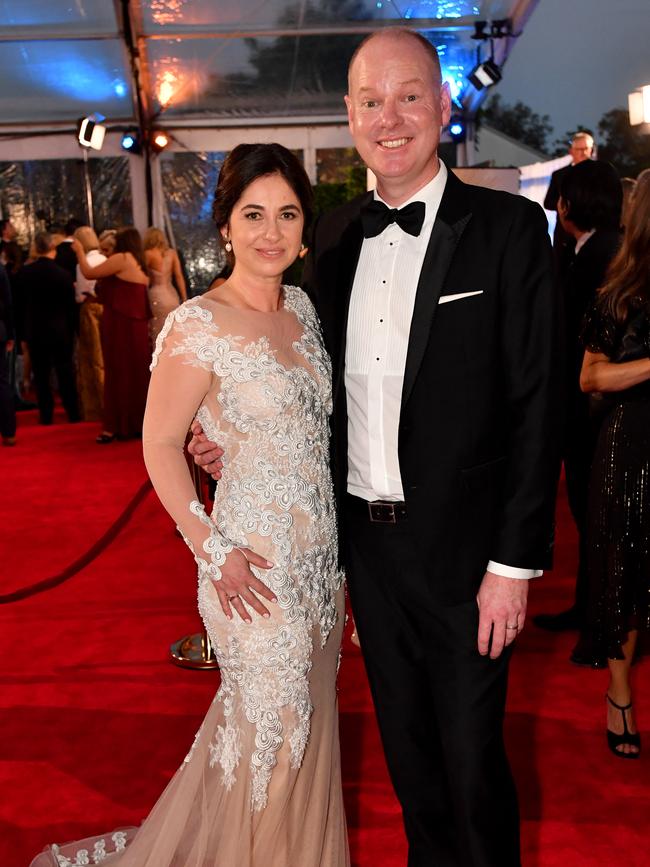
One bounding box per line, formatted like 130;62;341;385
606;694;641;759
96;432;116;444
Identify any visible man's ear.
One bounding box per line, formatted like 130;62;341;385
439;81;452;127
344;94;354;136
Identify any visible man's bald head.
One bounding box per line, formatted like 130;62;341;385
569;131;595;165
348;27;443;91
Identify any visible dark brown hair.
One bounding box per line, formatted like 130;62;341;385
34;231;53;256
212;144;313;258
559;160;622;233
599;168;650;322
114;227;146;272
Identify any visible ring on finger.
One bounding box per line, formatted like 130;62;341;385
227;593;239;601
506;624;518;631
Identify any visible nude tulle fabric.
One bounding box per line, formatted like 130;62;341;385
31;287;349;867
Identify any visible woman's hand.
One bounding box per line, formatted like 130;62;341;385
215;547;277;622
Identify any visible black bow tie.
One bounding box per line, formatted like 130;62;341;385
360;199;425;238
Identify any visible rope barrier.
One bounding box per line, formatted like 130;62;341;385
0;479;152;604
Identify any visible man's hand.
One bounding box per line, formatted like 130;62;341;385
477;571;528;659
216;547;277;623
188;420;224;480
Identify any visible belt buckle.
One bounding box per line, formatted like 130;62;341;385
368;501;397;523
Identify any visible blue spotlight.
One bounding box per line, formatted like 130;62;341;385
120;130;141;153
448;115;466;143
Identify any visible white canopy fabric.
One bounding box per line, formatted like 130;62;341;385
0;0;540;130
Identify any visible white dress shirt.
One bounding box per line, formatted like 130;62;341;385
574;229;596;256
344;162;539;580
75;249;106;302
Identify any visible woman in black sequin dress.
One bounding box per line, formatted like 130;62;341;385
580;169;650;759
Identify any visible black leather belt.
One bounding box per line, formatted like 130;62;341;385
367;500;408;523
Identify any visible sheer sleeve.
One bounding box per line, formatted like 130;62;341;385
142;304;235;582
581;300;618;356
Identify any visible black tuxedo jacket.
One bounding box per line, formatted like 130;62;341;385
544;164;575;269
564;229;620;378
562;229;620;428
21;257;76;345
304;170;563;603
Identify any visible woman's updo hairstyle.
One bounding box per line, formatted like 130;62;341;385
212;143;313;260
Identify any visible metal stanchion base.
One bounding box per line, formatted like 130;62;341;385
170;630;219;671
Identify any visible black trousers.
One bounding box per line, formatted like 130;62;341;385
28;336;79;424
344;496;520;867
563;404;599;619
0;342;16;437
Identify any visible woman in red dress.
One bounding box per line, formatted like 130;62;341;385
73;228;150;442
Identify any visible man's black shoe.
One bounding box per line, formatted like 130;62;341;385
533;607;582;632
15;397;37;411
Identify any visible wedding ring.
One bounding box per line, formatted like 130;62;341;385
228;594;239;601
506;624;518;630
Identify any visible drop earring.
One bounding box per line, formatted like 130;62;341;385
225;239;232;253
298;243;308;259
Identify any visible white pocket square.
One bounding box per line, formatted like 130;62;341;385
438;290;483;305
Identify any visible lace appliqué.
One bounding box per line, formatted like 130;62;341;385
161;289;342;812
150;302;214;370
177;500;235;582
51;833;127;865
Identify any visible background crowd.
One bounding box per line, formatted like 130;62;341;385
1;137;649;761
0;220;187;446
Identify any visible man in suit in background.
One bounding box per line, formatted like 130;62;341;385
21;231;79;425
0;261;17;445
55;218;84;281
191;28;562;866
544;131;595;272
535;160;622;652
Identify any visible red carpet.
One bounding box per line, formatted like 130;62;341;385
1;412;649;866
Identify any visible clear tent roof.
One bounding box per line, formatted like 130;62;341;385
0;0;536;127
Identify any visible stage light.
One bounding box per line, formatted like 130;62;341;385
471;21;488;41
151;131;170;153
628;85;650;126
468;58;502;91
490;19;513;39
448;115;466;143
120;130;141;153
77;114;106;150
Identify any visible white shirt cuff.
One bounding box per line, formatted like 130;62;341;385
487;561;543;580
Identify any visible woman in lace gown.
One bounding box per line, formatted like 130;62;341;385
144;227;187;343
580;170;650;758
32;144;349;866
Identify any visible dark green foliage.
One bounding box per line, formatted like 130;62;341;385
477;94;552;153
597;109;650;178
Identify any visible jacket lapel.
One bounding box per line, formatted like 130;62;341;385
401;172;472;408
331;194;370;402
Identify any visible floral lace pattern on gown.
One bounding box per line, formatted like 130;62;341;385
150;286;344;810
32;286;349;867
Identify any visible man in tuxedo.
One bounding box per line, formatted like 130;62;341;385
55;218;84;281
535;161;622;655
544;131;594;272
21;232;79;425
191;28;561;866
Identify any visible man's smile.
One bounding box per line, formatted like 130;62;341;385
377;137;413;149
